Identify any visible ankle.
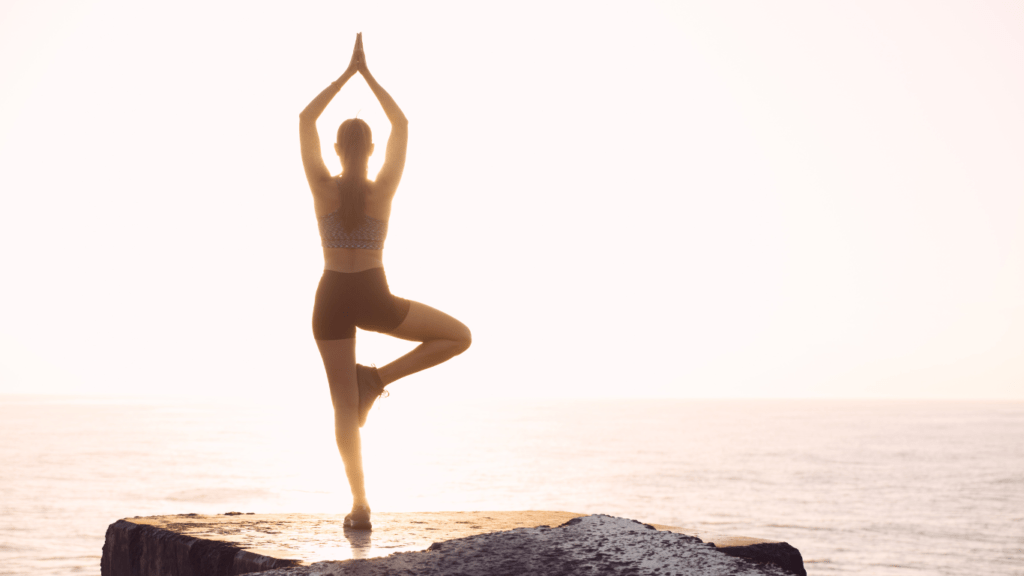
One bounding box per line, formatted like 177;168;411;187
374;365;391;387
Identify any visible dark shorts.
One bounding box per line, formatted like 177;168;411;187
312;268;411;340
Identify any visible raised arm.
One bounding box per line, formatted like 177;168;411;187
355;35;409;194
299;37;360;190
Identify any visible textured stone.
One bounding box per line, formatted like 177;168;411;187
101;516;301;576
713;541;806;576
101;511;805;576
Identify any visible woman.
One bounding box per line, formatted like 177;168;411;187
299;34;472;530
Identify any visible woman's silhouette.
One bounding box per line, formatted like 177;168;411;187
299;34;471;530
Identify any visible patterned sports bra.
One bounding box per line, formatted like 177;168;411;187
318;210;388;250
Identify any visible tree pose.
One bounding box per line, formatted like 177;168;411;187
299;33;471;530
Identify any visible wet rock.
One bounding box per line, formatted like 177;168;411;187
101;511;805;576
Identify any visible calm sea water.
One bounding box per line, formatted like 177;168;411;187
0;396;1021;575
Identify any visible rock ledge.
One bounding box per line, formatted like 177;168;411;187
101;511;804;576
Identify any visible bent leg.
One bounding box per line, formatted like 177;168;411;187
377;300;471;386
315;337;368;507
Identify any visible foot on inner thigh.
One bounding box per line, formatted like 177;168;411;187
356;364;387;427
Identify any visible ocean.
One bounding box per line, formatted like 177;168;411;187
0;396;1021;575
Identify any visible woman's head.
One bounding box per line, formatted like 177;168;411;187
334;119;374;231
335;118;374;179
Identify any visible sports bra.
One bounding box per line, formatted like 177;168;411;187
318;210;388;250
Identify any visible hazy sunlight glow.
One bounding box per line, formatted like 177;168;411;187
1;0;1022;401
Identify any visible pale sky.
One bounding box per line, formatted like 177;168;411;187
1;0;1021;401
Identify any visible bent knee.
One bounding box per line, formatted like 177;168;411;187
453;326;472;354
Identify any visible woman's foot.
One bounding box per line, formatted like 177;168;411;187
343;503;372;530
356;364;387;427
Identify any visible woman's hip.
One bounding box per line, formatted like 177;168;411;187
312;267;410;339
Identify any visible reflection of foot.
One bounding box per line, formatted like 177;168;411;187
356;364;387;428
343;504;372;530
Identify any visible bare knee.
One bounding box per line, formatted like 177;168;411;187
329;381;359;422
332;394;358;414
452;325;472;355
333;407;359;445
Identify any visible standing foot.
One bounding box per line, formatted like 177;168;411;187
343;504;372;530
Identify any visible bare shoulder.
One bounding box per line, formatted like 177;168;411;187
311;178;340;217
365;179;396;220
370;176;399;199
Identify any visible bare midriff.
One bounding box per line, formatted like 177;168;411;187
323;247;385;273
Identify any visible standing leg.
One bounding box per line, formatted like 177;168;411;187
316;337;369;508
377;300;472;386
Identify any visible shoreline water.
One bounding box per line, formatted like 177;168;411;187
2;396;1022;575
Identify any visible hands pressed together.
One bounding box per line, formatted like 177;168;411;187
315;32;406;127
344;33;369;78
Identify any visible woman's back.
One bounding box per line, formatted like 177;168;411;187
314;177;395;272
302;86;407;273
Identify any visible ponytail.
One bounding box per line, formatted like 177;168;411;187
335;119;373;230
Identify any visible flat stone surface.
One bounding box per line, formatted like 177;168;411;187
127;511;589;564
107;511;805;576
125;511;786;564
250;515;797;576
